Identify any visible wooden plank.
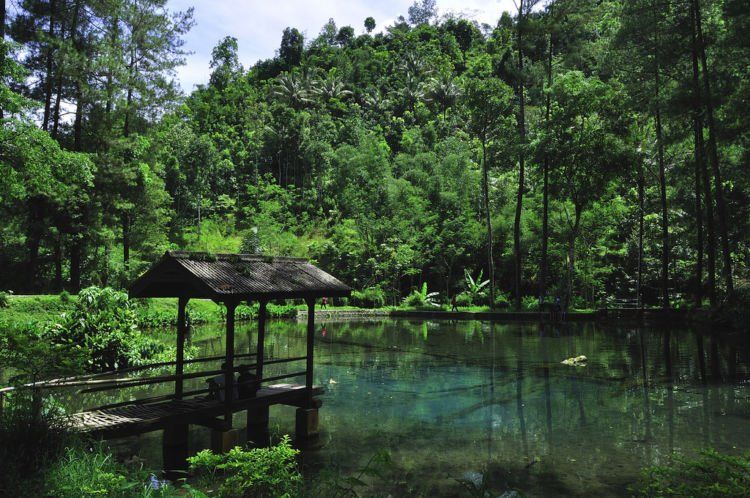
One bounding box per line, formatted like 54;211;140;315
70;384;323;438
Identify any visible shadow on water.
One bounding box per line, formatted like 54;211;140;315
52;319;750;497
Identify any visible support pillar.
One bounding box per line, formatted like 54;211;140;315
162;424;189;481
305;298;315;404
247;405;270;447
224;301;237;424
175;296;188;399
295;407;319;439
256;300;267;380
211;427;242;453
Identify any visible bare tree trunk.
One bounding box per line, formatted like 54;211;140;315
694;0;733;299
652;4;669;309
637;156;645;308
123;213;130;272
566;204;581;309
689;5;706;307
540;30;552;302
513;1;527;309
42;0;58;130
656;104;669;309
482;140;496;308
51;4;68;139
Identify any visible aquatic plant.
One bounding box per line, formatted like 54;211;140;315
636;449;750;497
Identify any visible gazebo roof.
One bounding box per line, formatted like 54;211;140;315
129;251;351;300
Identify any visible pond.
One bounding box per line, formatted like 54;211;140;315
64;319;750;496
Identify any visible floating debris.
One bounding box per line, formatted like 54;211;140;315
561;355;588;366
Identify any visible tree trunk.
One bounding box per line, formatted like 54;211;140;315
54;233;63;292
42;0;58;131
482;140;496;309
653;8;670;309
69;236;81;292
566;204;582;309
50;5;67;139
637;157;645;309
123;213;130;271
689;4;706;307
656;104;669;309
123;48;135;137
693;0;733;299
26;199;45;291
540;30;552;302
690;2;715;307
1;0;5;120
513;1;526;309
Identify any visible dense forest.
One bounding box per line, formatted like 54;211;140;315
1;0;749;309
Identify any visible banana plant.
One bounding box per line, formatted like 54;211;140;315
403;282;440;308
464;269;489;302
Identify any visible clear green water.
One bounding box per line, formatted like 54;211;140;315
60;319;750;496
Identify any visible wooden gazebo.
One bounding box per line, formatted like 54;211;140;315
128;251;351;451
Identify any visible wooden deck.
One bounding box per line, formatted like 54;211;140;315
70;383;323;439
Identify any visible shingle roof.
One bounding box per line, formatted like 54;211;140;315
128;251;351;300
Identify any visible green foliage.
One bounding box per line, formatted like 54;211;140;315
636;449;750;497
463;270;489;305
0;291;8;308
522;295;540;311
350;288;386;309
403;282;440;308
45;445;181;498
188;436;302;497
46;287;171;372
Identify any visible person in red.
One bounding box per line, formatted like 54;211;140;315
321;296;328;309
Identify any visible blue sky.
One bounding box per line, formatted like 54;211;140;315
167;0;521;92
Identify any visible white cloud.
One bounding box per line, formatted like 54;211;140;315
168;0;523;92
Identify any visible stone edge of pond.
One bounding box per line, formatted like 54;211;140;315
295;308;699;323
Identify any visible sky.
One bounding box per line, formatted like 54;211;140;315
167;0;522;92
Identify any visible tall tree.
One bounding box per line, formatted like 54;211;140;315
464;59;514;310
693;0;734;299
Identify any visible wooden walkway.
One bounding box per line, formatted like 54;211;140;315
70;383;323;439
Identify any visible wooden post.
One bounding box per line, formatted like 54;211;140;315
175;296;189;399
257;301;267;380
224;301;237;424
305;298;315;401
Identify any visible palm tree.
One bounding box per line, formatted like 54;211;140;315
426;74;461;119
391;73;425;114
312;73;352;102
273;71;312;109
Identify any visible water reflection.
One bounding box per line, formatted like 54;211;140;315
50;319;750;496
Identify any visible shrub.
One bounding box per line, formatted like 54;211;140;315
47;287;170;372
636;449;750;497
188;436;302;497
58;291;72;304
45;445;179;498
494;292;511;309
0;291;10;308
350;287;386;309
402;283;439;308
521;295;540;311
0;394;71;496
455;292;473;307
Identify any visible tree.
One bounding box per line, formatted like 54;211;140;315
511;0;543;309
408;0;437;26
463;58;514;309
279;27;303;70
364;16;376;33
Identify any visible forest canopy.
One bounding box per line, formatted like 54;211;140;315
1;0;749;309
